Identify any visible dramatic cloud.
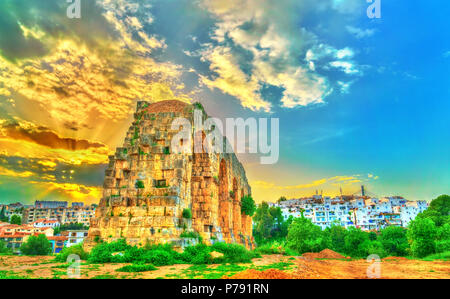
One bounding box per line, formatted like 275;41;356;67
197;0;364;110
0;119;105;151
0;0;192;130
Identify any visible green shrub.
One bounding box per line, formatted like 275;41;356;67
182;243;212;264
54;244;89;262
379;226;409;256
141;249;178;266
343;227;369;258
359;240;386;258
211;242;260;263
255;240;285;255
436;240;450;253
422;250;450;261
182;208;192;219
287;217;330;254
116;264;157;272
20;234;52;256
88;239;131;263
0;241;12;255
407;217;438;257
241;195;256;216
135;180;145;189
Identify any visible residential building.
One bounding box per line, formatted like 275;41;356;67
48;236;68;254
35;201;68;209
23;203;96;226
275;194;428;231
32;219;61;229
62;230;88;247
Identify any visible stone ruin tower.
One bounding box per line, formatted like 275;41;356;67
85;100;253;251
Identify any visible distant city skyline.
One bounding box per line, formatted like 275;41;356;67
0;1;449;204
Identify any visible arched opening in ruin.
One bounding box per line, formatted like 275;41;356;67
218;159;230;241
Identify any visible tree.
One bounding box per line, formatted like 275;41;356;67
325;225;347;254
20;234;52;256
135;180;145;189
0;206;7;222
417;194;449;227
182;208;192;219
379;226;409;256
241;195;256;216
253;202;274;244
436;223;450;253
277;196;287;203
287;217;329;254
407;217;437;257
0;240;11;254
344;227;369;257
10;215;21;225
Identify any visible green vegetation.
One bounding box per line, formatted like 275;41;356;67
0;240;12;255
135;180;145;189
180;231;200;239
182;208;192;219
20;234;52;256
287;217;330;254
179;261;293;279
116;264;157;272
421;250;450;261
10;215;21;225
0;206;7;222
253;194;449;259
253;202;292;246
54;223;89;235
407;194;449;257
241;195;256;216
86;239;259;266
0;270;27;279
54;244;89;262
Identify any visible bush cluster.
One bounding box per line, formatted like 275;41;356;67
256;194;449;259
80;239;260;266
54;244;89;262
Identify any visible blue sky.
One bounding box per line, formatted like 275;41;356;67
0;0;448;203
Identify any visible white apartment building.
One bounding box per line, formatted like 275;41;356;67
277;195;428;231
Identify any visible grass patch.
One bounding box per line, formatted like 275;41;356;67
91;274;116;279
421;251;450;261
0;270;28;279
116;264;157;273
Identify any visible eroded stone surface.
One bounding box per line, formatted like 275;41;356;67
85;100;253;251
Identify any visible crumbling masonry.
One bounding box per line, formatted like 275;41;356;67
85;100;253;250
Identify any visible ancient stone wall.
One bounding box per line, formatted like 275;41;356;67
85;100;253;251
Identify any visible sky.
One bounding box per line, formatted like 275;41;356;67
0;0;448;205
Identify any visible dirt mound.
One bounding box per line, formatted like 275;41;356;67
143;100;189;113
225;269;295;279
302;249;345;259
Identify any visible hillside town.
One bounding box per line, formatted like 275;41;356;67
272;190;428;231
0;201;96;254
0;187;430;255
